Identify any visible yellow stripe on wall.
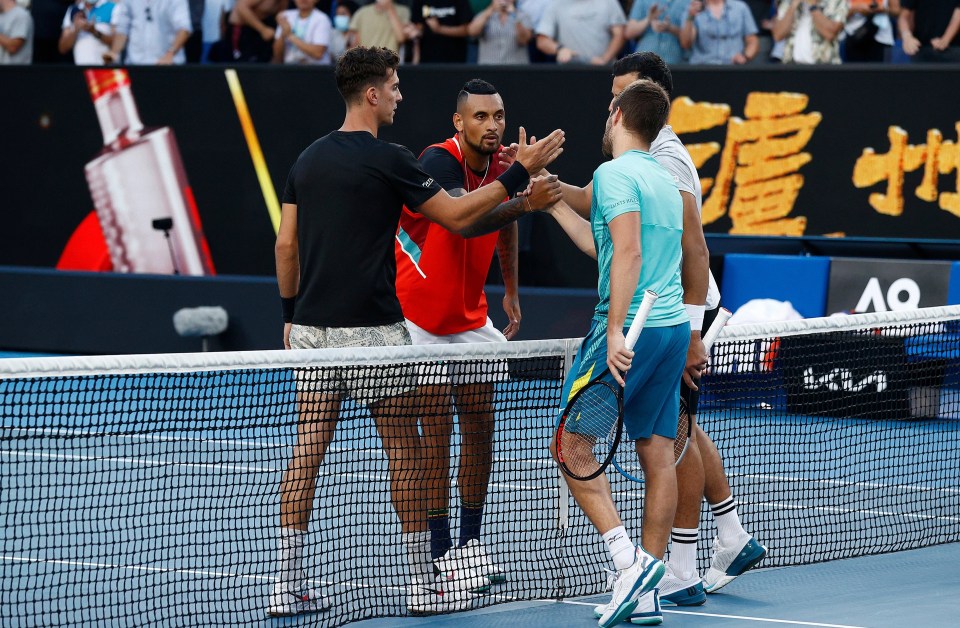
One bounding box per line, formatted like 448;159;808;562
224;69;281;235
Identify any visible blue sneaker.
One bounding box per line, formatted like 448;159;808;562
658;565;706;606
703;534;767;593
598;547;665;628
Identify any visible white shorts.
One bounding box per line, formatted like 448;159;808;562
289;321;415;406
405;317;509;386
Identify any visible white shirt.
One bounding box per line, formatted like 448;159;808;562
274;8;332;65
650;125;722;309
61;0;119;65
791;9;815;64
115;0;192;64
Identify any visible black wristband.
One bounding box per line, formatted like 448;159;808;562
281;296;296;324
496;161;530;197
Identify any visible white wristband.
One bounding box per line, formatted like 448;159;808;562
684;303;705;332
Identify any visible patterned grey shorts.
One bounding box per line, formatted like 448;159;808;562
289;321;416;406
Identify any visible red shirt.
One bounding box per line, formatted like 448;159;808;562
395;136;507;335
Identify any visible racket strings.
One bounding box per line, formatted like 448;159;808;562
674;411;690;462
559;383;621;479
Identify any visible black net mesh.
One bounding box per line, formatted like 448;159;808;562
1;311;958;626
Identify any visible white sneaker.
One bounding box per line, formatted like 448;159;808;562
702;534;767;593
594;590;662;625
435;564;492;594
435;540;506;584
597;547;665;628
266;585;331;617
407;577;479;615
658;564;706;606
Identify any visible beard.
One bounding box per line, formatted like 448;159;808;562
463;132;501;157
601;119;613;160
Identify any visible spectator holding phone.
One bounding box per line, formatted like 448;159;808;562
771;0;846;64
58;0;119;65
468;0;533;64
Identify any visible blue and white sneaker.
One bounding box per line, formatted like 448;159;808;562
628;590;663;625
593;590;663;625
659;564;706;606
703;534;767;593
597;547;665;628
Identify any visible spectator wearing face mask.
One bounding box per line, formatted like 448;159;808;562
329;0;356;58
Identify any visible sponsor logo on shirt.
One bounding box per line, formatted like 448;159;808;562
422;177;435;188
423;5;458;19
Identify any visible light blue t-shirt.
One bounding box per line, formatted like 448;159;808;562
689;0;757;65
628;0;688;65
592;150;687;328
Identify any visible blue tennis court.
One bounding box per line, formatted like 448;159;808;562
350;541;960;627
1;318;958;627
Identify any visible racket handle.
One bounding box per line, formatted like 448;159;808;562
624;290;658;351
701;307;732;351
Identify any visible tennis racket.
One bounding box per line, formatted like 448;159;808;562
555;290;658;482
610;307;732;482
674;307;732;464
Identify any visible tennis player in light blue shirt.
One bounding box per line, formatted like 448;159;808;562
548;79;689;627
592;150;687;329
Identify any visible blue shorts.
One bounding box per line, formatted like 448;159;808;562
559;319;689;441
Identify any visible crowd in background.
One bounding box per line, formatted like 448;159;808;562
2;0;958;65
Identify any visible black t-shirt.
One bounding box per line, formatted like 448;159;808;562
411;0;473;63
420;147;465;191
282;131;442;327
902;0;960;46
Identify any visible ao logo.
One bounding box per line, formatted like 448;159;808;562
803;368;888;393
855;277;921;312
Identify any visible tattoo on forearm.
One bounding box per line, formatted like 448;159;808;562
497;226;518;286
460;197;528;238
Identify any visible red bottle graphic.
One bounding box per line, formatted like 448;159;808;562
83;69;215;275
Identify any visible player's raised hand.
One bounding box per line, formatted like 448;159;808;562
524;174;562;211
498;143;518;170
515;126;564;174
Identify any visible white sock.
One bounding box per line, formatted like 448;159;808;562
402;531;433;585
710;496;747;547
602;526;635;571
278;527;307;591
667;528;698;580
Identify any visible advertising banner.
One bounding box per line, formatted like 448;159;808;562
2;66;959;280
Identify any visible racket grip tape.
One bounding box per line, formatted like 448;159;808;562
624;290;658;351
701;307;732;350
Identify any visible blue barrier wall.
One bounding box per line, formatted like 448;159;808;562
951;262;960;305
720;254;831;318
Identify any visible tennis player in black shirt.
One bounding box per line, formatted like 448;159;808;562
269;46;564;617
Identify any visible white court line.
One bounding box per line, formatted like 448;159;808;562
750;500;960;524
0;450;278;474
2;427;557;467
559;600;866;628
0;450;553;493
3;451;958;519
1;555;520;602
728;472;960;496
4;432;958;504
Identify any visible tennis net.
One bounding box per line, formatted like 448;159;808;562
1;306;958;626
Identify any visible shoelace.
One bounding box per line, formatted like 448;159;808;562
602;568;619;592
